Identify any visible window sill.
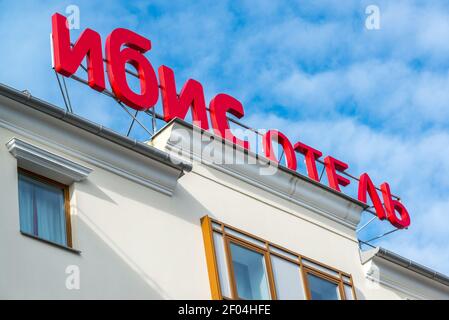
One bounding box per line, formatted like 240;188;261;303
20;231;81;255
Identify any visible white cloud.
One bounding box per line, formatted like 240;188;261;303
0;0;448;274
246;111;449;273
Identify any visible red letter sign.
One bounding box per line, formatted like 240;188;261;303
324;156;350;192
381;183;411;229
105;28;159;111
209;94;249;149
294;141;322;182
263;130;297;171
49;13;412;230
158;65;209;130
358;173;386;220
51;13;105;91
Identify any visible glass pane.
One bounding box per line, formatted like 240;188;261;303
230;242;270;300
302;259;339;278
18;173;67;246
269;245;298;261
213;232;232;297
211;221;222;231
225;228;265;248
344;284;354;300
271;256;305;300
307;273;340;300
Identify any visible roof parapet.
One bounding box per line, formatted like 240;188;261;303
361;246;449;287
0;83;192;173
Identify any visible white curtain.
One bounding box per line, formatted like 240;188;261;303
18;176;34;234
18;174;67;246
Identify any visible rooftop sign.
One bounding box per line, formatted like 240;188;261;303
50;13;410;229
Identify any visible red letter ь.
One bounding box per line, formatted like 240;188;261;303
381;183;411;229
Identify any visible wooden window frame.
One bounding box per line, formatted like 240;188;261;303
302;267;344;300
18;168;72;248
224;235;277;300
201;216;356;300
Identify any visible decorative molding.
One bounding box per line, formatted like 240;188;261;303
6;138;92;184
0;94;190;196
361;248;449;299
365;272;425;300
150;119;366;230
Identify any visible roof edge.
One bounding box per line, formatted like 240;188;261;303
0;83;192;173
362;246;449;287
157;117;369;210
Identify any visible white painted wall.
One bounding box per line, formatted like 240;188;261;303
0;95;448;300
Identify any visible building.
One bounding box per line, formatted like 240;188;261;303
0;82;448;300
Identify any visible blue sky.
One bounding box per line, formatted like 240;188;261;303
1;0;449;274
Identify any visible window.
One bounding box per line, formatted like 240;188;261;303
271;255;305;299
229;241;271;299
305;272;340;300
201;216;356;300
17;169;72;247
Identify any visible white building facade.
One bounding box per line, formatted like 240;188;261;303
0;83;448;300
